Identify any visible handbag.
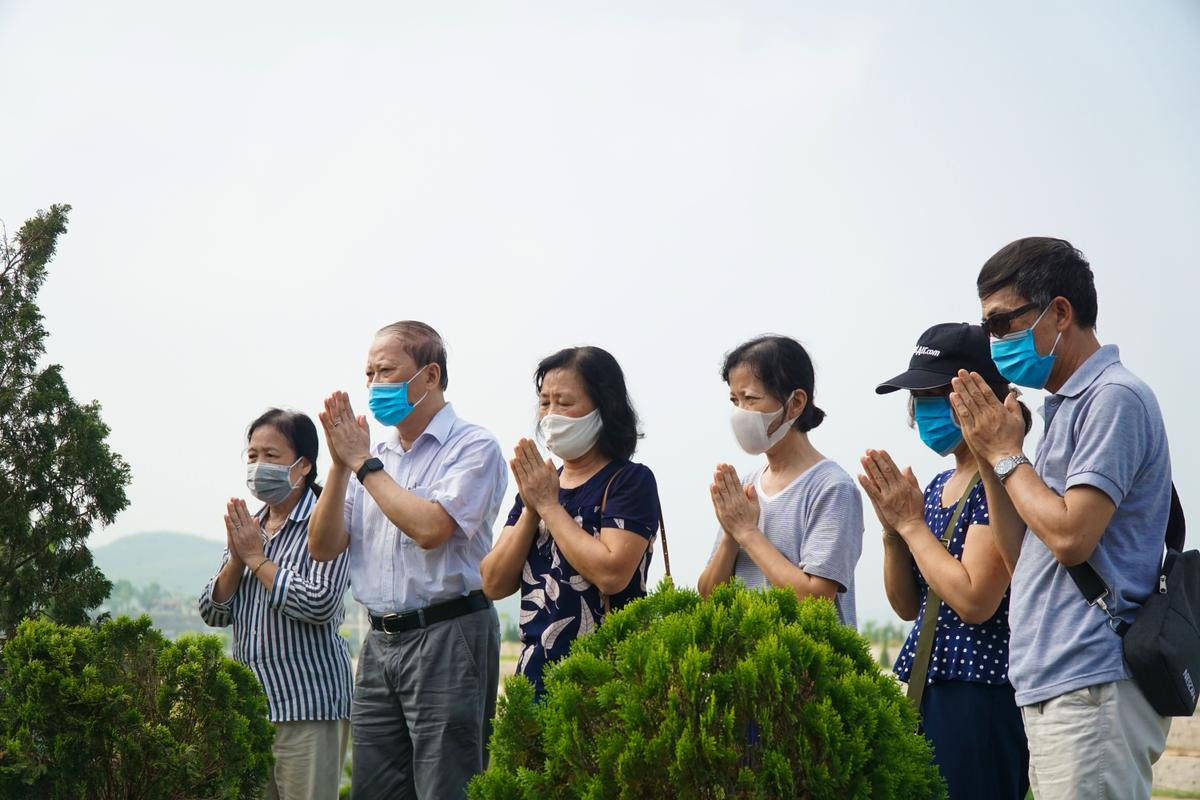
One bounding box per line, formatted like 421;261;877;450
905;473;981;713
1066;484;1198;716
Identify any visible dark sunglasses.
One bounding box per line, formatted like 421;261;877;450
981;302;1042;338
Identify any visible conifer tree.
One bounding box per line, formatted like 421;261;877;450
0;204;130;641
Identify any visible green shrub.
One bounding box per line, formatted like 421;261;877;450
0;615;274;799
471;581;944;800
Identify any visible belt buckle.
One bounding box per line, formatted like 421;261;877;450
380;612;405;635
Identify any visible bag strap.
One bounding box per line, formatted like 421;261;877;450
598;465;670;615
906;473;981;713
1067;481;1185;637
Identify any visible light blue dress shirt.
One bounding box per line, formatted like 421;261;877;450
343;403;508;614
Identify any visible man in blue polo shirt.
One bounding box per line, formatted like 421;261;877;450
948;237;1172;800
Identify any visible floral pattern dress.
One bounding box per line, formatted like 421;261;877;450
505;459;659;695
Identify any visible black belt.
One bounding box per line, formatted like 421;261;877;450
368;591;491;635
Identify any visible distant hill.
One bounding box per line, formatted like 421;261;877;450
93;532;225;595
93;531;522;622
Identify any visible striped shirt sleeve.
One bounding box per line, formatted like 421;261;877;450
268;546;352;625
198;548;236;627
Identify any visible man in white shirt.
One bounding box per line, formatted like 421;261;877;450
310;320;508;799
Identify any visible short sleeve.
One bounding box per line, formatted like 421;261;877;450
967;480;990;527
505;494;525;527
599;463;659;539
344;475;362;537
415;435;509;539
1065;385;1152;506
798;474;864;593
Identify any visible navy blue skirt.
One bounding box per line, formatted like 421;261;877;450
920;680;1029;800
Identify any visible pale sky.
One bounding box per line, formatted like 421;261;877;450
2;2;1197;625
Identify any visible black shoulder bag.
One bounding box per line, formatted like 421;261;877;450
1066;484;1199;716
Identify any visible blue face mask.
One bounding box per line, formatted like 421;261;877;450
913;396;962;457
990;305;1061;389
368;364;430;426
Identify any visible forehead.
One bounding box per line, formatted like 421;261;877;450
248;425;293;453
981;286;1033;318
367;335;417;368
727;363;768;394
539;367;587;397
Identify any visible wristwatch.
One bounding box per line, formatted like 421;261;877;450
994;454;1032;484
356;457;384;483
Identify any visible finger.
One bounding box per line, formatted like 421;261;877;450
721;468;742;498
744;484;758;504
357;415;368;430
857;473;883;503
861;451;888;488
1004;392;1023;419
904;467;922;493
951;371;982;417
948;389;971;421
963;371;997;407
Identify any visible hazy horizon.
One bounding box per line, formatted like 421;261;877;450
4;2;1198;626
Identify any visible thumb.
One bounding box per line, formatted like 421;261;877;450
1004;392;1021;415
357;415;368;429
904;467;921;491
745;484;758;503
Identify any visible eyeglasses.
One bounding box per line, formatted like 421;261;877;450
982;302;1042;338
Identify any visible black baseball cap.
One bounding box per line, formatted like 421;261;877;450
875;322;1005;394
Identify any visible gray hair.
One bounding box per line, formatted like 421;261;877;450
376;320;448;389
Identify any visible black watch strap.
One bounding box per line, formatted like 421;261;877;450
356;457;384;483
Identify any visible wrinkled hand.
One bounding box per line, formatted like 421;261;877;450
225;498;265;564
225;526;245;566
949;370;1026;466
858;450;925;538
710;464;760;543
319;391;371;470
511;438;560;516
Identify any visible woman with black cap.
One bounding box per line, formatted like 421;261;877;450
860;323;1030;800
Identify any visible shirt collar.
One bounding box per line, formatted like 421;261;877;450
1054;344;1121;399
379;402;457;453
290;487;316;522
255;486;316;523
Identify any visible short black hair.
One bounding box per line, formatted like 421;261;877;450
377;320;449;390
535;346;642;461
977;237;1098;329
721;335;825;432
247;409;322;496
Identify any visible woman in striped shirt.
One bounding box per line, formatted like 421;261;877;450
199;409;352;800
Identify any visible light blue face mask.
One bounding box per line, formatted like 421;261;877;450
368;364;430;426
990;305;1062;389
913;396;963;456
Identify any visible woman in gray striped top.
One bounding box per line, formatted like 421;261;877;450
199;409;352;800
698;336;863;628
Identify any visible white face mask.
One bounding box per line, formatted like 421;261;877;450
538;409;603;460
730;397;796;455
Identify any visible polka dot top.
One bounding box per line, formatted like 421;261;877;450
892;469;1013;686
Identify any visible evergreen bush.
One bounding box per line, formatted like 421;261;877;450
0;615;274;798
472;581;943;800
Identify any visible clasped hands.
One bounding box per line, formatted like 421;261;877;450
858;450;925;542
510;438;560;517
948;369;1026;467
710;463;760;545
224;498;266;566
318;391;372;473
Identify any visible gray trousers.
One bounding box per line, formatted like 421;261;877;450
351;606;500;800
